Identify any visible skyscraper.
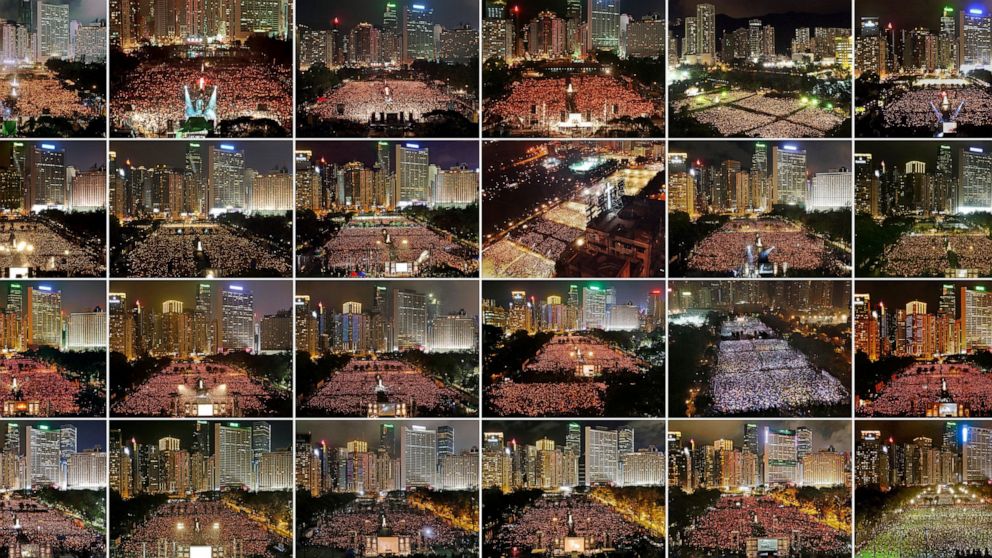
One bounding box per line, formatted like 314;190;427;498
391;288;427;350
437;425;454;460
221;285;254;351
27;285;60;349
957;146;992;211
395;143;430;205
587;0;620;52
214;422;252;489
207;144;247;213
26;424;61;488
763;427;798;485
36;1;69;61
772;144;808;206
26;143;66;209
584;426;619;485
401;3;434;63
401;425;437;488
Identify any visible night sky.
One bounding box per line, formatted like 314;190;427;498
855;280;978;311
298;420;477;452
669;419;852;452
483;280;662;308
0;0;104;22
2;420;106;451
110;141;291;173
672;0;848;18
488;0;662;22
297;141;479;170
484;420;667;449
0;280;105;313
669;141;851;175
109;280;292;317
856;141;992;170
856;0;970;32
298;0;477;30
297;280;478;316
113;420;293;451
856;420;992;448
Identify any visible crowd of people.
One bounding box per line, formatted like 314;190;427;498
486;381;606;416
486;76;657;132
883;233;992;276
118;501;287;558
0;358;85;416
0;218;103;276
0;75;99;121
684;495;847;553
305;501;471;551
122;225;291;277
711;336;848;414
674;91;843;137
881;87;992;130
111;58;292;136
303;359;464;416
859;362;992;416
524;335;643;376
493;496;650;551
860;500;992;558
303;79;465;124
688;219;843;276
112;361;281;417
322;220;477;276
0;497;104;556
482;239;556;278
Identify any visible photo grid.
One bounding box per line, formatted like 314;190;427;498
1;0;986;556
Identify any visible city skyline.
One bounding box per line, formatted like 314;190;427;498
111;141;291;173
491;0;661;22
298;280;477;316
672;0;848;18
856;280;975;310
483;281;663;308
671;141;851;175
0;280;105;314
671;420;852;452
486;420;666;447
109;280;291;318
856;0;980;31
0;420;104;451
113;420;292;451
299;0;478;30
299;420;476;453
0;0;107;21
297;141;479;170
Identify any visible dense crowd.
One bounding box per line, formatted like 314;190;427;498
0;218;103;276
688;219;843;275
482;238;556;278
524;335;642;376
860;363;992;416
118;501;288;558
123;225;290;277
0;497;103;555
881;87;992;129
883;233;992;276
673;91;843;137
860;503;992;558
685;495;847;553
711;337;848;414
0;358;85;416
0;75;99;120
303;80;465;123
486;382;606;416
306;502;471;550
493;496;650;550
487;76;657;131
112;361;280;417
111;59;292;136
322;220;477;276
303;359;464;416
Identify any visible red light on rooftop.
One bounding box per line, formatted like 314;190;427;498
512;5;519;13
650;289;662;295
333;17;340;25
